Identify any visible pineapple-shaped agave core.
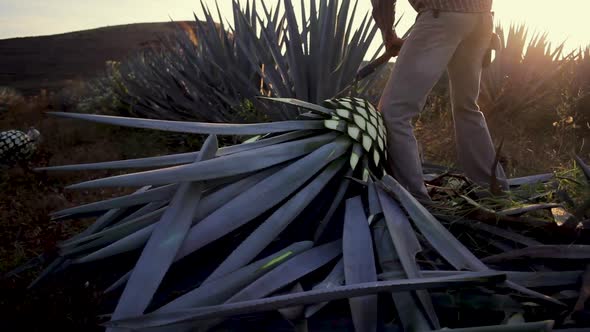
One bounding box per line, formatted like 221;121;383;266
322;97;388;179
0;128;41;166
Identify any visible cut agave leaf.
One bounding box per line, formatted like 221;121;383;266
227;240;342;303
204;157;346;283
361;133;372;152
347;123;361;141
116;200;167;225
335;100;355;112
47;111;325;135
430;292;522;313
156;241;313;312
313;168;353;241
36;152;199;172
377;136;385;152
367;178;382;219
379;176;563;306
75;165;284;265
277;283;305;321
343;196;378;332
372;218;433;332
61;205;131;240
350;143;363;170
64;186;153;239
372;148;381;167
505;271;583;288
108;134;218;322
507;173;554;187
377;186;439;329
241;134;262;144
60;206;166;257
37;130;314;172
74;225;155;264
304;258;344;318
482;245;590;263
323;118;347;132
27;256;68;289
361;155;370;182
106;271;507;329
368;113;379;128
335;108;352;120
82;137;350;268
67;132;338;189
380;175;487;271
366;122;378;141
430;321;554;331
189;240;343;331
352;114;367;131
454;220;542;247
52;184;176;218
257;97;334;115
174;137;351;261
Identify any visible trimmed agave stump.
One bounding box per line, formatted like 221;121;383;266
36;97;589;331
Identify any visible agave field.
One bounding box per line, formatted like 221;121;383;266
12;0;590;331
93;0;388;123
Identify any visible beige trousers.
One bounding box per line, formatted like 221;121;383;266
378;9;508;200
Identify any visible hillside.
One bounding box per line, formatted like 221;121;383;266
0;21;195;95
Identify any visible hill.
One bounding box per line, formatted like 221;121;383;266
0;21;195;95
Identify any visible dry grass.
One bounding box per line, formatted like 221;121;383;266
414;89;590;178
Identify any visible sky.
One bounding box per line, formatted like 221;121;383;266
0;0;588;58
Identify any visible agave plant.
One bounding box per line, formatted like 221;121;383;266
573;47;590;91
99;0;383;123
480;24;575;118
32;93;590;331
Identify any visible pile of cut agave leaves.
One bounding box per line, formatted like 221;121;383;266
35;96;590;331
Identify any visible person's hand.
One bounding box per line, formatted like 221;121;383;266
383;30;404;57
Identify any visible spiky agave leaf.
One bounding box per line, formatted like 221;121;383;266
342;196;378;332
203;157;347;283
156;241;313;312
304;258;344;318
36;130;314;172
372;217;433;332
105;272;507;329
193;240;343;331
378;175;565;306
109;134;219;323
377;186;440;329
97;0;380;122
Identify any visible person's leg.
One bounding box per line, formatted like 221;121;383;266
447;12;509;189
378;11;473;200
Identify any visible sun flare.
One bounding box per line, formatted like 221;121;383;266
392;0;588;53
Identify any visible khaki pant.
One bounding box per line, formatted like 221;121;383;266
378;10;508;200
